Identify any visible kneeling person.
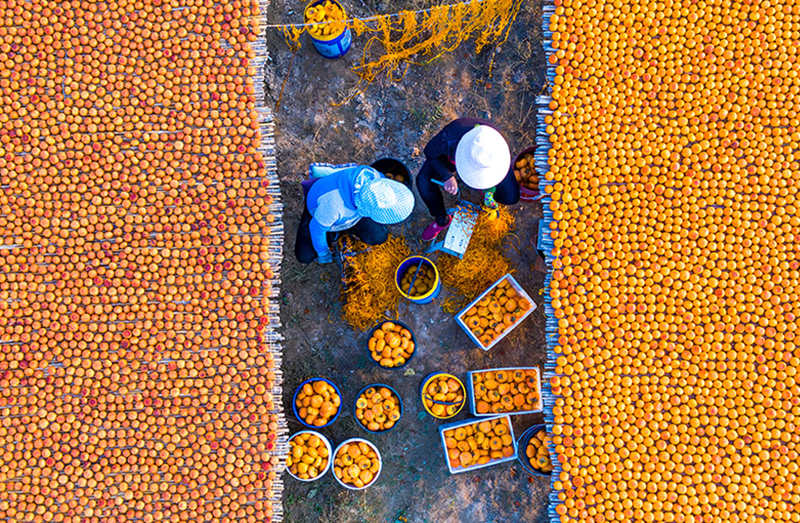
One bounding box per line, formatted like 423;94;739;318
295;164;415;264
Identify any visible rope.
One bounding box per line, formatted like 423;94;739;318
261;0;485;29
273;49;297;112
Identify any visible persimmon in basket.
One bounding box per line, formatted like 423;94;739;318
514;153;538;191
355;387;401;432
461;278;532;347
295;380;341;426
422;375;464;418
526;431;553;474
383;171;406;183
287;433;329;480
333;441;380;489
443;417;514;470
399;264;435;297
472;368;540;414
368;322;415;367
304;1;346;39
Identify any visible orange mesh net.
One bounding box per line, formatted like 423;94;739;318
281;0;524;96
339;235;411;331
439;207;515;313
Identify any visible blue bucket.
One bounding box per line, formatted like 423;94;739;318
310;27;352;59
365;320;417;370
292;377;343;429
395;256;441;304
353;383;404;433
517;424;552;477
306;0;352;59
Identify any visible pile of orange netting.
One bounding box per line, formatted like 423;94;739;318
339;235;411;331
439;207;515;313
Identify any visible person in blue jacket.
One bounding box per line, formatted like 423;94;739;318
295;164;415;264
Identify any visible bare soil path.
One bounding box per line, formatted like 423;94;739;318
265;1;550;520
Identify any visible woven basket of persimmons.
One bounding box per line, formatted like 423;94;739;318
366;320;416;368
292;378;342;428
332;438;382;490
419;373;466;419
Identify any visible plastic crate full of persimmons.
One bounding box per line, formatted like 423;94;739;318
438;415;518;474
456;274;537;350
466;367;543;416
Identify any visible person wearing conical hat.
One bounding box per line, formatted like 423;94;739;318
295;164;415;264
416;118;519;241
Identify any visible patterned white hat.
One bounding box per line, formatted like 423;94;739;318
356;178;415;224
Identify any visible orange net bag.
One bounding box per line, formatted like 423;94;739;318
340;235;412;331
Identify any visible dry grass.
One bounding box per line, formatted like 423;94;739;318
339;235;412;331
439;206;515;312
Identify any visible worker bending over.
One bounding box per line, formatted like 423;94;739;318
295;164;414;264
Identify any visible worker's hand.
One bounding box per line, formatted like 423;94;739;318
317;252;333;265
443;177;458;195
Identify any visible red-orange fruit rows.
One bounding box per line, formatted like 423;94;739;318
0;0;283;521
544;0;800;522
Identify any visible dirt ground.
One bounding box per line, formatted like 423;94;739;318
264;1;550;521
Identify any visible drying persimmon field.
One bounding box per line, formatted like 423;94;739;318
542;0;800;522
0;0;285;521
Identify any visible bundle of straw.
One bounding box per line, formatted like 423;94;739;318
340;235;411;331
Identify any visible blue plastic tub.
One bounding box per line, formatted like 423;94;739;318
306;0;352;59
517;424;552;477
310;27;352;59
353;383;404;434
395;256;441;304
292;377;343;429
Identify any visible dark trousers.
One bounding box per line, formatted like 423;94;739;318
294;206;388;263
415;161;520;225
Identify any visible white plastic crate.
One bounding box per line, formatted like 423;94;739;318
455;274;537;350
466;366;543;416
438;415;518;474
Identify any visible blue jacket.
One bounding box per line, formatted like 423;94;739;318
306;166;382;257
